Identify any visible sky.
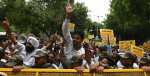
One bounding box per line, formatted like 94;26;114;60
75;0;111;23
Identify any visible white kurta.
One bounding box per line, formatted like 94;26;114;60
14;42;43;68
62;19;85;60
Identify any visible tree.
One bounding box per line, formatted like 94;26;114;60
104;0;150;45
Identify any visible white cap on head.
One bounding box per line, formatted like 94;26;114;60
27;36;39;48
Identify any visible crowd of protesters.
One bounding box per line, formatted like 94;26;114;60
0;3;150;75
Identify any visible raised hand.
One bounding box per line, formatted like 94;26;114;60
74;66;84;73
83;41;89;49
52;32;58;42
96;66;104;74
66;3;75;17
3;17;10;30
90;61;100;72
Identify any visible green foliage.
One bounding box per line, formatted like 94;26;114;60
104;0;150;45
0;0;98;39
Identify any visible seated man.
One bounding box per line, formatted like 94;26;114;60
90;51;114;73
120;51;137;69
139;57;149;68
111;52;121;68
46;52;59;69
139;57;150;72
31;50;47;68
3;18;57;68
5;55;23;68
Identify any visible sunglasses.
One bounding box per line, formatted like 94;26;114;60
48;56;54;58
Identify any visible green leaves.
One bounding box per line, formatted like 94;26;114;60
104;0;150;45
1;0;97;38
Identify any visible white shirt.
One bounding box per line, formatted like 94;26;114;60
82;60;94;69
62;19;85;60
117;61;139;69
14;42;44;68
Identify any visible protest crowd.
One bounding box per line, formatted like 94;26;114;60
0;3;150;75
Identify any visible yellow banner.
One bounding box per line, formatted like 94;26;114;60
69;23;75;31
143;43;150;52
131;45;143;57
124;41;131;52
100;29;114;38
95;42;102;46
88;35;94;39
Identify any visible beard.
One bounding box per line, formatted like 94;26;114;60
26;46;35;53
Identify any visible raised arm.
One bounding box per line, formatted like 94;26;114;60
83;42;92;64
106;35;112;54
3;17;18;45
62;3;75;43
45;32;57;50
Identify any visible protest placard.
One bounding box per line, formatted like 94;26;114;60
131;45;143;57
124;41;131;52
100;29;114;39
143;43;150;53
88;35;94;39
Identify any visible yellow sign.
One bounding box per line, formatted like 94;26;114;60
102;39;108;45
88;35;94;39
119;40;135;51
131;45;143;57
124;41;131;52
110;37;116;45
102;37;116;46
83;39;89;43
119;41;126;51
100;29;114;38
56;41;61;44
143;43;150;53
128;40;135;46
69;23;75;31
139;45;143;48
95;42;102;46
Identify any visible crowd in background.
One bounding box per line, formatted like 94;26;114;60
0;3;150;75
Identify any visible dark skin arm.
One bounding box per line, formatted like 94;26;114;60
92;41;96;55
12;65;26;75
83;42;91;65
2;40;11;51
107;34;110;45
45;32;57;50
3;17;18;45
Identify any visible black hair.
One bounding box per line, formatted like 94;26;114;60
104;56;115;66
0;50;5;59
74;31;84;40
48;52;56;57
111;46;116;49
98;46;107;52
